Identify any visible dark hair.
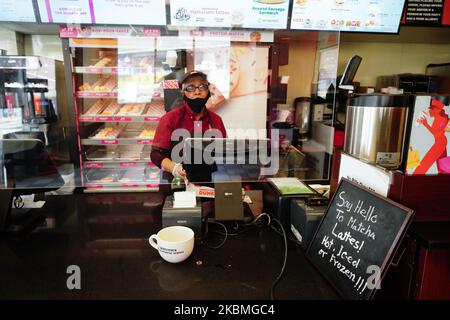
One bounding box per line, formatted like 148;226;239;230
179;71;208;89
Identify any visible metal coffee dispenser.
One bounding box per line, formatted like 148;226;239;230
293;97;311;141
344;94;411;169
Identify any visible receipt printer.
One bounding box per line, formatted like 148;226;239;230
162;195;203;244
290;198;327;248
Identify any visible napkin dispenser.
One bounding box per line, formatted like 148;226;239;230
162;195;202;244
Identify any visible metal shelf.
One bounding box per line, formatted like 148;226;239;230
84;161;155;168
76;91;118;98
74;66;120;74
81;138;153;146
73;66;150;75
84;184;160;193
79;115;161;122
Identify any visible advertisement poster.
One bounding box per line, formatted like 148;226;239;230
38;0;166;25
407;95;450;175
117;38;156;104
0;0;36;22
290;0;405;33
195;44;269;135
170;0;289;29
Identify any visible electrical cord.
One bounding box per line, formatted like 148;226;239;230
269;218;288;301
202;213;288;299
204;221;228;249
271;224;303;247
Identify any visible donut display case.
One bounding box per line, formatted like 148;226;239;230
62;36;166;193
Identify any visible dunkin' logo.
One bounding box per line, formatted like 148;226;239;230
199;189;215;197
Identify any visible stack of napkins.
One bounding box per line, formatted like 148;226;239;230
173;191;196;208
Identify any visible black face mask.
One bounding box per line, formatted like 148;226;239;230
184;92;211;114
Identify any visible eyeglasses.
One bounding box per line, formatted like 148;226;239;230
183;83;209;93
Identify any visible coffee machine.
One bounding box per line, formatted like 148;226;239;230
0;55;59;145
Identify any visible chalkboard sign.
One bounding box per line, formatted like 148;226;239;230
306;178;414;300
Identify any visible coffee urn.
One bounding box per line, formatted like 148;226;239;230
344;94;411;169
293;97;311;141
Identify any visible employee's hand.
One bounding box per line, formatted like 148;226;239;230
172;163;187;181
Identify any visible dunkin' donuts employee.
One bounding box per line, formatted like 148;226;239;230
151;71;227;182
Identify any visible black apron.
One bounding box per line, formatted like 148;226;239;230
168;107;217;184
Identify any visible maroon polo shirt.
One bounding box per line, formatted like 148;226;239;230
151;102;227;167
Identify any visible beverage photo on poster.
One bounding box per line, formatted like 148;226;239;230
407;95;450;175
170;0;289;29
196;44;269;134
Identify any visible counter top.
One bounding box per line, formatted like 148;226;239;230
0;193;339;300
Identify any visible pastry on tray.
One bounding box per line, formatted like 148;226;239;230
94;56;116;67
91;126;123;139
117;103;146;116
79;83;93;91
138;127;156;139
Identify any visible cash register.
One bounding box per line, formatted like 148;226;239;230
161;137;270;242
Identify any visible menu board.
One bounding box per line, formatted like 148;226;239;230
290;0;405;33
170;0;289;29
37;0;166;25
306;179;414;300
403;0;450;26
0;0;37;22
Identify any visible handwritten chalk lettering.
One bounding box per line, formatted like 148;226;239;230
321;235;334;249
336;209;344;222
336;244;361;269
354;276;363;289
356;277;365;293
347;216;376;240
354;200;378;223
331;223;365;251
337;191;353;212
329;253;356;282
318;249;328;258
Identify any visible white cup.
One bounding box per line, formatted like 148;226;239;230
148;226;194;263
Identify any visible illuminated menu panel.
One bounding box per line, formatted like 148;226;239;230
170;0;290;29
37;0;166;25
0;0;36;22
290;0;405;33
